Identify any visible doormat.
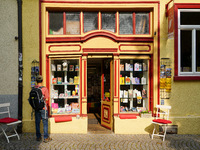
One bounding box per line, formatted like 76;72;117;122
88;119;98;124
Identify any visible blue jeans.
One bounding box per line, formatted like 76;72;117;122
35;109;49;139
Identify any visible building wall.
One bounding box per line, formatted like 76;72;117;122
22;0;200;134
160;0;200;134
0;0;18;119
22;0;40;132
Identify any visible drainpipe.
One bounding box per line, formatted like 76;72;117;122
17;0;23;133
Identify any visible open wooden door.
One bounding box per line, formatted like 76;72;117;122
101;59;113;130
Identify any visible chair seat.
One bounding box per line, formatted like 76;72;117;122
0;117;19;123
152;119;172;124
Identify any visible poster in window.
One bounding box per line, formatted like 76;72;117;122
168;6;174;39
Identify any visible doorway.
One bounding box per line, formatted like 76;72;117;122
87;58;113;134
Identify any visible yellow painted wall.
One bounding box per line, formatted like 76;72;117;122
22;0;40;132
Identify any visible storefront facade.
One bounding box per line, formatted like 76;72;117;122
22;0;200;134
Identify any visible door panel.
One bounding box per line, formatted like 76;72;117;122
101;59;113;130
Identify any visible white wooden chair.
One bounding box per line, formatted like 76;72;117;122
151;105;172;141
0;103;22;143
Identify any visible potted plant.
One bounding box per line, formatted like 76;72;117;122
140;110;152;118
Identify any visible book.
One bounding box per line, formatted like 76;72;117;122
57;77;62;84
75;65;79;71
57;64;62;71
69;65;74;71
52;78;57;84
51;64;56;71
120;64;124;71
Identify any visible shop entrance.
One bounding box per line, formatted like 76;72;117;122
87;58;113;133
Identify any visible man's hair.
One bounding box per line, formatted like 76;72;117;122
36;75;43;83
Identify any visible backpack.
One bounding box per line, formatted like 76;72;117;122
28;86;45;111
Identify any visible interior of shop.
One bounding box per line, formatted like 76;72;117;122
87;58;112;133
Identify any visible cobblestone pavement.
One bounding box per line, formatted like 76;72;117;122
0;133;199;150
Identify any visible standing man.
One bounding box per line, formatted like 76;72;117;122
35;75;52;143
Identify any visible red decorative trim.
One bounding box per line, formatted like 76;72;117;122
39;0;42;75
48;44;81;53
81;114;87;117
51;114;78;117
46;55;50;113
119;114;139;117
46;31;154;43
174;4;178;76
63;12;66;34
101;63;104;100
114;60;116;97
174;76;200;81
165;0;173;17
83;48;117;52
157;4;160;106
84;60;87;97
119;44;151;52
118;60;120;115
101;124;111;130
150;55;154;111
102;104;110;124
133;13;135;34
119;115;137;119
80;57;82;116
41;1;160;4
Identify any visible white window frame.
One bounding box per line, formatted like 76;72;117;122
178;9;200;76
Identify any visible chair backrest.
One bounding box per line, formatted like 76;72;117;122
155;105;171;120
0;103;11;118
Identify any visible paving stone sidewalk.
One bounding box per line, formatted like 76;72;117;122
0;133;199;150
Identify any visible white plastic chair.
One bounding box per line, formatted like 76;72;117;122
151;105;172;141
0;103;22;143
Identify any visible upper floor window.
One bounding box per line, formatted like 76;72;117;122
49;12;63;35
178;9;200;76
101;12;116;33
135;13;149;34
83;12;98;33
119;12;133;34
66;12;80;35
48;11;150;35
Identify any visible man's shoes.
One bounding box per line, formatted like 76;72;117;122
36;137;42;141
44;137;52;143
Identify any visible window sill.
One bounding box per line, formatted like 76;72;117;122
174;76;200;81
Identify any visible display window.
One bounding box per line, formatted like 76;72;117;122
50;59;80;115
120;59;149;113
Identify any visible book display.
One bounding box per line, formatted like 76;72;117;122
120;59;149;113
50;59;80;115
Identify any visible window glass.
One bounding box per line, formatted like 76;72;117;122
101;12;116;32
119;12;133;34
51;59;80;115
135;13;149;34
49;12;63;35
120;59;149;113
66;12;80;35
196;30;200;72
181;12;200;25
84;12;98;33
181;30;192;72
